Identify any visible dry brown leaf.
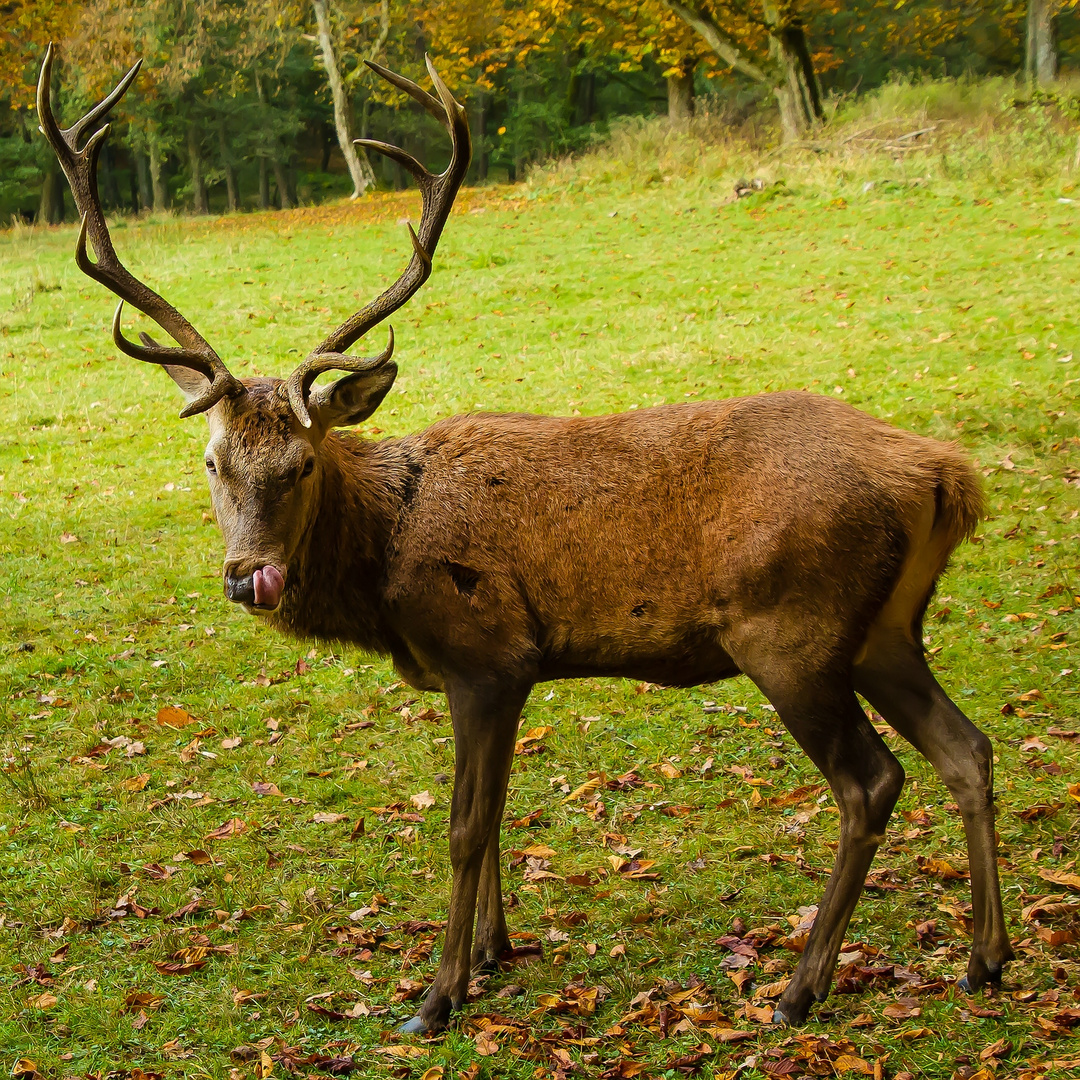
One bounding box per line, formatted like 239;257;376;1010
25;992;58;1009
741;1003;773;1024
312;812;350;825
713;1029;755;1044
121;773;150;792
252;781;283;797
883;1000;921;1021
1040;868;1080;890
410;790;435;810
157;705;198;728
374;1045;428;1059
122;991;164;1012
834;1055;874;1075
523;842;557;859
979;1037;1010;1061
564;775;603;802
474;1032;500;1056
753;978;790;1000
204;818;247;840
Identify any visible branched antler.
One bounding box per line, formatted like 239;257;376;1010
37;44;243;418
285;56;471;427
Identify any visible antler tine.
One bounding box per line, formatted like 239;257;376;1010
36;44;243;418
365;59;448;127
285;57;471;428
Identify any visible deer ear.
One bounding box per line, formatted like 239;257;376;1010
163;363;211;404
308;362;398;429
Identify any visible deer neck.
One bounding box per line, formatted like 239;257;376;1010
266;431;411;651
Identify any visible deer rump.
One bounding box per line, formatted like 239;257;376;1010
378;391;980;691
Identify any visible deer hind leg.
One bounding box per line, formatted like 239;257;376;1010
752;674;906;1026
400;677;529;1035
471;797;511;971
854;636;1014;991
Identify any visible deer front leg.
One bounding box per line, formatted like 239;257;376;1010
399;678;529;1035
472;827;511;971
761;682;906;1026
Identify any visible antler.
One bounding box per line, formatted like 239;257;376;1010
285;56;471;427
36;44;244;418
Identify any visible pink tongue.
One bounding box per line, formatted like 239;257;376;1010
252;565;284;607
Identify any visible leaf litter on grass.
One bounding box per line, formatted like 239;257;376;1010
1;157;1078;1077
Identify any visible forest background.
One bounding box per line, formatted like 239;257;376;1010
2;1;1080;224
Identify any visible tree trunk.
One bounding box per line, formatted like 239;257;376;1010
665;2;823;143
128;162;139;213
134;149;152;212
767;10;823;141
272;156;293;209
287;153;298;207
187;123;209;214
471;94;488;182
312;0;375;198
258;156;271;209
667;64;695;124
218;124;239;212
511;82;526;182
320;120;333;171
575;72;596;125
37;164;65;224
1026;0;1058;86
99;142;121;209
148;133;169;211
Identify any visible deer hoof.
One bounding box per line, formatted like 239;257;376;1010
398;1015;431;1035
772;990;814;1026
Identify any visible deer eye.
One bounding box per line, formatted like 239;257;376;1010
300;458;314;479
205;459;217;475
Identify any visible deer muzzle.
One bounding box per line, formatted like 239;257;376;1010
224;564;284;611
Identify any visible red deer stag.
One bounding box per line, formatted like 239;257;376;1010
39;46;1012;1034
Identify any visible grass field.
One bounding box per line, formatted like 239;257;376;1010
1;114;1079;1079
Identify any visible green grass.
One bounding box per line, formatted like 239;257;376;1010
1;140;1079;1079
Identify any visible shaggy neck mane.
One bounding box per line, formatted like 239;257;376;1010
267;430;413;652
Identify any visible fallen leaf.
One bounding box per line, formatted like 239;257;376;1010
153;959;208;976
474;1032;499;1055
834;1055;874;1075
204;818;247;840
181;849;216;865
374;1045;428;1059
123;991;165;1012
410;790;435;810
883;999;921;1021
312;812;350;825
979;1037;1011;1061
252;781;283;797
26;991;58;1009
1040;868;1080;891
121;773;150;792
713;1029;755;1044
157;706;198;728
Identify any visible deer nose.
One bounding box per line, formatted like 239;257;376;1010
224;573;256;605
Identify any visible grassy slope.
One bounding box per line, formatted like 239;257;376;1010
1;109;1079;1078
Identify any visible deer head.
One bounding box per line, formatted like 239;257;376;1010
37;45;470;612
